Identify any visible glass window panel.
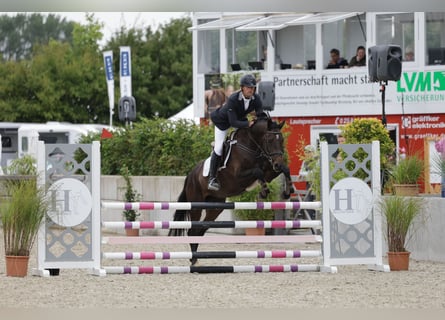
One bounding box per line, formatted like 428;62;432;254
197;29;220;74
276;24;316;70
322;13;367;69
376;13;414;62
425;12;445;65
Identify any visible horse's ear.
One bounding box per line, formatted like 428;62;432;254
278;120;285;129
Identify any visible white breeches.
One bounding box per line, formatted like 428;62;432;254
214;126;228;156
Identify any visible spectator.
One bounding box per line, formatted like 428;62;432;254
327;48;348;69
405;46;414;61
332;133;346;161
298;145;317;186
297;145;318;219
349;45;367;67
204;78;227;119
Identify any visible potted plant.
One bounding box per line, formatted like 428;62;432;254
119;166;141;236
388;155;424;196
1;174;49;277
230;179;280;235
379;195;425;270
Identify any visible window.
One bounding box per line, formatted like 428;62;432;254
194;15;264;73
376;13;414;62
322;13;367;69
197;28;220;74
1;136;12;148
226;29;258;70
425;12;445;65
276;24;316;70
21;137;28;152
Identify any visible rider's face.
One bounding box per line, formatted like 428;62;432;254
241;86;255;98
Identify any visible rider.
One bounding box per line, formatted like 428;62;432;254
207;74;264;191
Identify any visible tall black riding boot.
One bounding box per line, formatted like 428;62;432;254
208;152;221;191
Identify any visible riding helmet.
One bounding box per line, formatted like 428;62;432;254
240;74;257;87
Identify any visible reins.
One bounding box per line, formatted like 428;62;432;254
235;122;283;167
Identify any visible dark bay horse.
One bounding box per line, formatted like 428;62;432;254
168;115;294;265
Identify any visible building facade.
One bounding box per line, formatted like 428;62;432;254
190;12;445;191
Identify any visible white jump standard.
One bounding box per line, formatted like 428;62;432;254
32;141;390;277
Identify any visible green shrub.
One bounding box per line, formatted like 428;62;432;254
80;117;214;175
380;195;425;252
1;177;49;256
230;179;281;220
389;155;424;185
341;118;395;170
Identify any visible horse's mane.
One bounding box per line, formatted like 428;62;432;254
251;112;284;134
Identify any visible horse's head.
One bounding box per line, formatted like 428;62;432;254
250;116;286;172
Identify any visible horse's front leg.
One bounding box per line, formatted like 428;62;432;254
238;167;270;199
278;164;294;199
252;168;270;199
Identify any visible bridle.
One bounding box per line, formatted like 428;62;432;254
236;125;284;170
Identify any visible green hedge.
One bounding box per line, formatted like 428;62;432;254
80;118;214;176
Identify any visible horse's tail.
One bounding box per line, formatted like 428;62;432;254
168;175;190;236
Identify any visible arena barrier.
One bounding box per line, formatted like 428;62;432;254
32;141;390;277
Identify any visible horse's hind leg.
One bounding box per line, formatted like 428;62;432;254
186;209;205;266
188;226;209;266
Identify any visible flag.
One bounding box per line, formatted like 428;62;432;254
119;46;132;98
103;50;115;116
101;128;113;139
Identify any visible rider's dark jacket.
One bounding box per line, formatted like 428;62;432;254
210;91;263;131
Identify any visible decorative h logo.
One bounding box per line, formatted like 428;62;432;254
332;188;353;211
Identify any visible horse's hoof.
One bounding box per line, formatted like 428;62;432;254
282;192;291;199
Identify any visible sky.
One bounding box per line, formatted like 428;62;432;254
6;12;188;44
60;12;187;38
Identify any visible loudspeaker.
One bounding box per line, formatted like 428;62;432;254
368;46;379;82
368;45;402;82
377;45;402;81
257;81;275;111
118;96;137;121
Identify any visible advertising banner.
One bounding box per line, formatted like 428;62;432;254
119;46;132;98
103;50;114;115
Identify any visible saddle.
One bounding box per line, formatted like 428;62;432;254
202;131;238;177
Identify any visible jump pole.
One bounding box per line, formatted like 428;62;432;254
101;201;321;211
104;264;321;274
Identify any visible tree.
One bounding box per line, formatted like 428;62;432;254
0;13;75;61
0;14;193;124
0;14;108;123
105;17;193;121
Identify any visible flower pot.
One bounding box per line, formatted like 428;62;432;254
393;184;419;196
244;228;265;236
5;255;29;277
387;251;410;271
125;228;139;236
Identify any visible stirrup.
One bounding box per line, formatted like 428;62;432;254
208;178;220;191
